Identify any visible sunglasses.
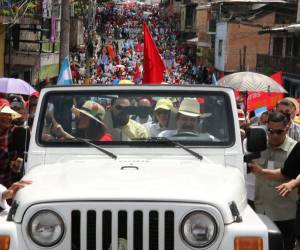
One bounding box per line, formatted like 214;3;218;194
267;128;286;135
115;104;130;111
278;111;291;120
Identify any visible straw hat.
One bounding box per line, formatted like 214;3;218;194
0;104;21;120
71;101;105;125
283;97;299;115
178;98;201;117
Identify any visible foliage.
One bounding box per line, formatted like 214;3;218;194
0;0;37;18
262;65;273;76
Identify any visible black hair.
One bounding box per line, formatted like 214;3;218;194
86;118;106;140
276;99;294;109
267;111;289;126
176;112;200;121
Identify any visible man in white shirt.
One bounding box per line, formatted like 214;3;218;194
0;180;31;210
158;98;216;141
144;98;174;137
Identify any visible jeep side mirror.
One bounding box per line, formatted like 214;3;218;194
244;127;267;164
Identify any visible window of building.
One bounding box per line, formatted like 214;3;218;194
293;37;300;57
272;37;283;56
218;39;223;56
208;20;216;33
185;5;195;28
43;19;51;40
11;24;20;51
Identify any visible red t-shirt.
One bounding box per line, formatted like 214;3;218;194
98;133;112;141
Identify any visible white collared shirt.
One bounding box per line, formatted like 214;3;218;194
144;122;167;137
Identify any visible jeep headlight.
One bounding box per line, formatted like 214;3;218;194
181;211;218;248
28;210;65;247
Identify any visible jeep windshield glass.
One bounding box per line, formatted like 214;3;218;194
38;91;234;146
133;137;203;160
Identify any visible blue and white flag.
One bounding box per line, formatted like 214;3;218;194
254;106;267;117
57;56;73;85
212;73;218;85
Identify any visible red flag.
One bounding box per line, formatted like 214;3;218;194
270;71;283;86
247;71;284;111
133;63;141;81
142;22;166;84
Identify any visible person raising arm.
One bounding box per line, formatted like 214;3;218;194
249;142;300;197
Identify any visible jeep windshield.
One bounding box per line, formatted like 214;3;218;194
38;89;234;146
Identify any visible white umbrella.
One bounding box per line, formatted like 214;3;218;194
0;77;36;96
217;72;287;93
217;72;287;120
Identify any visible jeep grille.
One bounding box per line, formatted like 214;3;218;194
71;209;175;250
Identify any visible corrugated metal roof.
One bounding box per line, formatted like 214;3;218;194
259;23;300;33
212;0;285;3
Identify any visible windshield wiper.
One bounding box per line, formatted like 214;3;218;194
74;137;117;160
136;137;203;161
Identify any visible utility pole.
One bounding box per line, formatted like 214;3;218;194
59;0;70;69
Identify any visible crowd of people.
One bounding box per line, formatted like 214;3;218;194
237;97;300;250
0;93;38;209
69;2;213;85
1;1;300;250
1;86;300;249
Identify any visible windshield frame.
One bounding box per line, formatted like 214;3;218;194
36;86;236;148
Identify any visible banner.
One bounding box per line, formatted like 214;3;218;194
247;71;284;111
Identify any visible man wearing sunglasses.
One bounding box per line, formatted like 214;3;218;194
275;98;300;250
111;97;148;140
249;111;298;250
276;98;300;142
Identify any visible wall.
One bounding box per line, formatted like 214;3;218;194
225;23;269;72
224;12;275;72
19;25;40;52
196;6;209;43
172;0;181;15
70;18;84;50
196;6;214;65
214;22;227;71
180;5;186;31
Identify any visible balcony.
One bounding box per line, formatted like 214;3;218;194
257;54;300;75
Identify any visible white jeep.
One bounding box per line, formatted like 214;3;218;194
0;85;281;250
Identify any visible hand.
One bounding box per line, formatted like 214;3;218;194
42;133;55;141
51;123;66;137
10;157;23;173
248;161;263;175
276;181;296;197
2;180;32;200
51;123;73;139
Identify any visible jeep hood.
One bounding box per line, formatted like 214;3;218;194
14;158;247;224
